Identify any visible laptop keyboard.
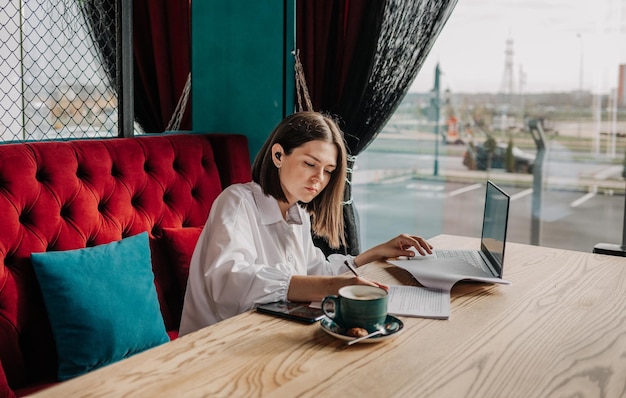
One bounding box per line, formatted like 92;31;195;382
435;249;490;273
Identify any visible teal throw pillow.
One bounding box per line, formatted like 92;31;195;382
31;232;169;381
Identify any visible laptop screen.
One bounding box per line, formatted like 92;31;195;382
480;181;510;277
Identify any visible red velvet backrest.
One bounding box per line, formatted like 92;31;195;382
0;133;251;392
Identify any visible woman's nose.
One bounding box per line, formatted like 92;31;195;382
312;168;324;183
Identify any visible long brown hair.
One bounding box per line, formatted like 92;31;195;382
252;111;347;248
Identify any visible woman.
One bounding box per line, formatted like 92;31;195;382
180;111;432;335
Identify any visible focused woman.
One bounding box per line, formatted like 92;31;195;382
180;111;432;335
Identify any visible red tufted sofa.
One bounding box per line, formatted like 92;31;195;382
0;133;251;397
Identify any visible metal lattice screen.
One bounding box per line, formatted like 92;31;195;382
0;0;121;142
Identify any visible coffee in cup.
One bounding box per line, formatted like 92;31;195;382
321;285;388;333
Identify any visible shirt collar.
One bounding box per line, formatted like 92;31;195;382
251;182;303;226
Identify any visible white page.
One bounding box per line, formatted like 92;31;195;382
387;285;450;319
388;258;511;290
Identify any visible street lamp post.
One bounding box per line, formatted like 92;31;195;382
432;63;440;176
577;33;583;96
528;119;546;246
577;33;583;138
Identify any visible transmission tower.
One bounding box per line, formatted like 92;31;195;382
500;37;514;98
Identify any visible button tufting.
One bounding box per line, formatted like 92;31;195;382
60;205;71;218
35;169;46;182
163;191;172;203
76;167;86;180
19;210;31;225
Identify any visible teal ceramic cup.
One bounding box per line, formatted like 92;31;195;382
321;285;388;333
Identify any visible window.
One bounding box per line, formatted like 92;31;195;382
355;0;625;253
0;0;135;142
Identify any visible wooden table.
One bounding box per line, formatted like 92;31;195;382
31;235;626;398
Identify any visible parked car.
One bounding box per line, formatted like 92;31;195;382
463;142;535;173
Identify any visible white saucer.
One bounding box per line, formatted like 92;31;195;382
320;314;404;343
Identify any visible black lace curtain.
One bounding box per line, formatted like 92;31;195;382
78;0;191;134
297;0;458;256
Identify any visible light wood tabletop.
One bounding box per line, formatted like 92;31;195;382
31;234;626;398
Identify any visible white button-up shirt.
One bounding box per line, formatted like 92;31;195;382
179;182;350;335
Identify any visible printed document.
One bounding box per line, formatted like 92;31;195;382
387;285;450;319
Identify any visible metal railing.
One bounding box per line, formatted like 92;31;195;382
0;0;129;142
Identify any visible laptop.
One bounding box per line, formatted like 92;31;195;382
432;180;510;279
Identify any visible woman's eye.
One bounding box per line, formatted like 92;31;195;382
304;162;314;167
324;169;333;175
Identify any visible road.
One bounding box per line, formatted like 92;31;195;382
356;139;624;184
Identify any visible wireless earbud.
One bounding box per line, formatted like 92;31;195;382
275;152;281;160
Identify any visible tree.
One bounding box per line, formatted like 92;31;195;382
483;135;496;170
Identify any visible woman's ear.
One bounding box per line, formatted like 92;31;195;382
271;143;284;162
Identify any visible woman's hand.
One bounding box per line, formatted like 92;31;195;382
323;274;389;297
339;274;389;291
379;234;433;257
287;274;388;302
354;234;433;266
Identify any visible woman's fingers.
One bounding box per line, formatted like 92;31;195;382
399;235;433;256
354;276;388;291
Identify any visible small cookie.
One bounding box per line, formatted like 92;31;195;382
346;327;368;338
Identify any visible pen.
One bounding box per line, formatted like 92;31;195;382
344;260;389;291
344;260;361;277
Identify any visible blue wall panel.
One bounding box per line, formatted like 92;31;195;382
192;0;295;158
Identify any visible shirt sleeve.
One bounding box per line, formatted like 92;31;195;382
192;189;291;324
219;220;282;313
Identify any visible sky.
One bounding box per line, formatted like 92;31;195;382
409;0;626;94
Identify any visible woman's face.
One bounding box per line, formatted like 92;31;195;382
273;140;337;207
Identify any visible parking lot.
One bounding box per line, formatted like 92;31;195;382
353;166;624;254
